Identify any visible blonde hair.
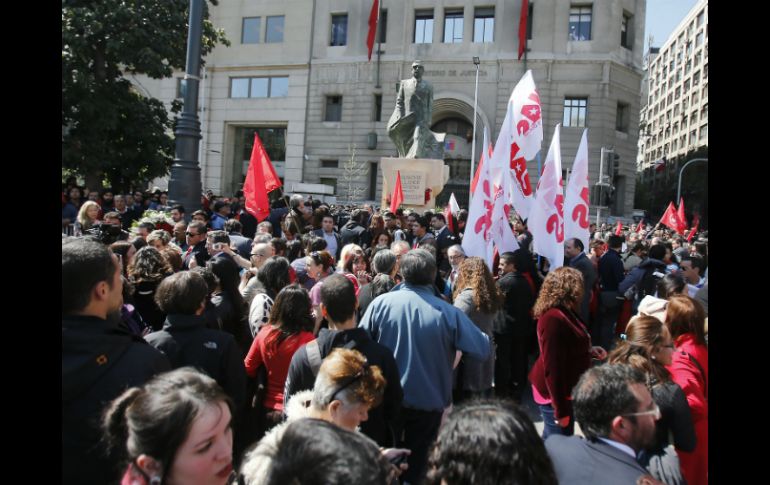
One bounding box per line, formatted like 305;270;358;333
337;244;363;271
77;201;101;229
312;348;385;410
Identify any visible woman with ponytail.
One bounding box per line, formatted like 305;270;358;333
102;367;235;485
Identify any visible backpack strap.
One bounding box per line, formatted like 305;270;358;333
307;339;323;377
681;349;708;400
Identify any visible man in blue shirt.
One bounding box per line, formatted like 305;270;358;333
359;249;491;484
209;200;231;230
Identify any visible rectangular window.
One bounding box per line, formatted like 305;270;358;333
701;103;708;119
693;71;700;86
319;177;337;195
697;10;705;28
265;16;285;43
250;78;269;98
238;127;287;167
444;9;464;43
699;125;707;139
242;17;261;44
369;162;378;200
563;97;588;127
621;13;631;48
379;10;388;43
321;159;339;168
569;6;592;41
474;7;494;43
616;102;629;132
330;14;348;46
414;10;434;43
527;3;534;39
373;94;382;122
229;77;289;98
695;31;704;47
325;96;342;122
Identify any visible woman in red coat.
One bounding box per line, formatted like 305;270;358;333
528;267;607;439
665;295;708;485
244;284;315;436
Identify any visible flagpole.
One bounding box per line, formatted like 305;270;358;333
375;0;382;88
676;158;708;203
470;56;480;207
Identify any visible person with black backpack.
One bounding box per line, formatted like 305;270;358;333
282;274;403;447
619;244;668;313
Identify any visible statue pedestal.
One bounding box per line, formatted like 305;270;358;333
380;157;450;212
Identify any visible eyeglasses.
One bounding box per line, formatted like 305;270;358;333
250;253;264;258
329;361;370;402
621;404;660;420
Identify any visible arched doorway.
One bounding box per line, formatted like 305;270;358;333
430;97;486;209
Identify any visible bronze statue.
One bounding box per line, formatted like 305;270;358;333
387;61;445;159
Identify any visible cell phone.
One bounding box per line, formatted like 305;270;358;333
389;453;408;466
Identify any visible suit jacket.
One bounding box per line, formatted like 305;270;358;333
228;232;253;259
313;228;342;260
569;252;598;323
183;240;210;270
434;225;455;250
546;435;648;485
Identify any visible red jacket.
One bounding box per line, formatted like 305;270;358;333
528;306;592;420
667;334;708;485
244;324;314;411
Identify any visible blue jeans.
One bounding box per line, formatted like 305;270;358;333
539;403;575;440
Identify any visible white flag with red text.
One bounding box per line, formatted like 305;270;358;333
462;152;496;269
530;124;564;270
488;70;542;221
564;129;590;253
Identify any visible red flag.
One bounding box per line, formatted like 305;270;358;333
686;213;700;242
636;221;645;233
659;201;685;234
518;0;529;60
389;170;404;214
614;220;623;236
243;133;282;222
677;197;686;228
366;0;380;61
444;193;460;234
654;158;666;172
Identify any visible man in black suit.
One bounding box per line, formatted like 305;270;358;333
182;221;210;270
565;238;597;323
546;364;659;485
313;214;342;261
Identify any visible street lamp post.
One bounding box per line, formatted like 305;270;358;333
677;158;708;203
168;0;204;221
469;57;480;205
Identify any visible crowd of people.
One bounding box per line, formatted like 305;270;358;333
63;183;708;485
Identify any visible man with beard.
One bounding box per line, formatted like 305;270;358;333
545;364;659;485
62;239;170;484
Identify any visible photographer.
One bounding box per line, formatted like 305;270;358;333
83;219;129;246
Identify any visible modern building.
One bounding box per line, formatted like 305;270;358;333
134;0;647;218
638;0;708;172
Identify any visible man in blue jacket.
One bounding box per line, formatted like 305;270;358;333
359;249;491;484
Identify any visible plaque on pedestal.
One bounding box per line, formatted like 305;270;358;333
380;157;450;212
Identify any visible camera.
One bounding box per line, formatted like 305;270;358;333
85;222;127;245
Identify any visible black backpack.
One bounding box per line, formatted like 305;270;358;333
637;265;665;302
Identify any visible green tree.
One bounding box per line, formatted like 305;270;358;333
62;0;229;192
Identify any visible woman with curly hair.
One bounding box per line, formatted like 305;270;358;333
127;246;173;331
608;315;695;485
74;200;101;236
528;267;607;439
426;400;558;485
244;284;315;436
451;257;502;400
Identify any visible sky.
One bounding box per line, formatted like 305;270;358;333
644;0;702;52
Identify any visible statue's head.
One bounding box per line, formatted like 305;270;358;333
412;61;424;80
